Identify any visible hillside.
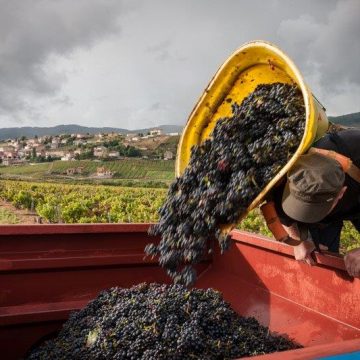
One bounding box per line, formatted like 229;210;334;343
329;112;360;128
125;135;180;159
1;111;358;141
0;159;175;186
0;124;183;140
154;135;180;154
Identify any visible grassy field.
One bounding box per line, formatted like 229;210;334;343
0;163;50;177
0;159;175;185
50;159;174;177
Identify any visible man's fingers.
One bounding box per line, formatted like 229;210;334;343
344;260;353;276
344;248;360;277
344;254;355;277
344;257;358;277
349;263;358;277
354;264;360;278
304;256;315;266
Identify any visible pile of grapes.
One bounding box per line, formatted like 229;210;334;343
27;283;299;359
146;83;305;285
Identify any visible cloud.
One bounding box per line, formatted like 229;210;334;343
147;39;172;53
0;0;358;128
0;0;126;122
146;38;186;62
149;102;162;111
278;0;360;115
277;14;323;65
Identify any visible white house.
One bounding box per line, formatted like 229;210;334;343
164;151;173;160
93;146;108;158
149;129;162;136
51;138;60;149
61;152;75;161
108;151;120;158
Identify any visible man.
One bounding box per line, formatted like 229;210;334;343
273;128;360;277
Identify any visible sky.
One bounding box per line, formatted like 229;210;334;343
0;0;359;129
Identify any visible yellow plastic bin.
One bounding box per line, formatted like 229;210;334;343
175;40;329;231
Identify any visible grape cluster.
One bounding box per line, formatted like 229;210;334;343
27;283;299;359
146;83;305;285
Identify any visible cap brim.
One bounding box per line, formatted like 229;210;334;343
282;182;333;224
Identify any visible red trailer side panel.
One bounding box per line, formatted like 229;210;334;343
0;224;359;359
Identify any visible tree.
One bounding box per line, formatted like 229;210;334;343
126;146;141;157
43;136;52;145
78;150;93;160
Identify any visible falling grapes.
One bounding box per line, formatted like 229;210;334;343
26;83;304;360
146;83;305;285
27;284;299;360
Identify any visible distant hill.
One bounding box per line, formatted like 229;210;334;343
329;112;360;128
0;124;183;140
132;124;183;134
1;111;358;141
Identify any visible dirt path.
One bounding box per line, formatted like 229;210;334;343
0;200;38;224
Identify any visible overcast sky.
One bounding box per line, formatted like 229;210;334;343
0;0;359;129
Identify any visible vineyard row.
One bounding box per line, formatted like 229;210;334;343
0;179;358;253
0;180;166;223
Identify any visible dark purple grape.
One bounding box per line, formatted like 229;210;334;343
146;83;305;286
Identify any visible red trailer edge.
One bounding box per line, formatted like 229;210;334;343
0;224;359;359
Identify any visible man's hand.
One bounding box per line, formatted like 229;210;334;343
283;223;300;241
344;248;360;278
293;239;316;265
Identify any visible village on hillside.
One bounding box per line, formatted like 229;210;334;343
0;129;179;168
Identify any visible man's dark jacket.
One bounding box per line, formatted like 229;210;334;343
273;129;360;251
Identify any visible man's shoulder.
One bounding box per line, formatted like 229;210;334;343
314;129;360;156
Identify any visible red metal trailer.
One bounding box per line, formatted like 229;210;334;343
0;224;359;359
